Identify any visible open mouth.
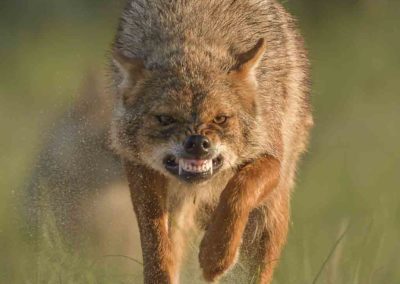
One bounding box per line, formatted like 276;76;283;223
163;155;223;182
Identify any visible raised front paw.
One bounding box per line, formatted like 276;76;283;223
198;223;240;282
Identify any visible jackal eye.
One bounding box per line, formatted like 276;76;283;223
156;115;176;126
213;115;228;125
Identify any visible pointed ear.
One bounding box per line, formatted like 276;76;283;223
230;38;266;85
112;49;146;91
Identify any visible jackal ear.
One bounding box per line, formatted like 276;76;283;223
112;49;146;91
230;38;267;86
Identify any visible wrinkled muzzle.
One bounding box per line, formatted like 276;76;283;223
162;135;225;183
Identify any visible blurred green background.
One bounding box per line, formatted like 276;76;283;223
1;0;399;283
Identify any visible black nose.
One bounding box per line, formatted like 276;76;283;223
184;135;211;156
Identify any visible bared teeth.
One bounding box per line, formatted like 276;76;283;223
178;159;213;175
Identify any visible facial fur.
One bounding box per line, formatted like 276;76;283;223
111;61;263;183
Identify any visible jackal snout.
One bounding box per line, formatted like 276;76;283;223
163;133;224;184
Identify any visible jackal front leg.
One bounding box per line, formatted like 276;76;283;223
199;155;281;282
125;161;177;284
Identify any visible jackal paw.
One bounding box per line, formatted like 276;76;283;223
199;227;239;282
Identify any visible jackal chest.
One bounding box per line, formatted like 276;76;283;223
166;171;233;232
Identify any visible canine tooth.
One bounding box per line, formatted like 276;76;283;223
179;159;183;175
210;160;213;175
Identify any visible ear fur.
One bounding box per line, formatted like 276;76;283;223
231;38;267;86
112;49;146;91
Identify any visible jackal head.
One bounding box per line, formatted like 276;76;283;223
110;39;266;183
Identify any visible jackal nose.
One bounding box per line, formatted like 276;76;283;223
184;135;211;156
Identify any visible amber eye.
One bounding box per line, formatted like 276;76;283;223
156;115;176;126
213;115;228;125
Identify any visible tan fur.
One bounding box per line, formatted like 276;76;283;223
109;1;313;283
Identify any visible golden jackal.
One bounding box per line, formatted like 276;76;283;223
110;0;313;283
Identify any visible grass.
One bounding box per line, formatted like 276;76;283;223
1;1;399;283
